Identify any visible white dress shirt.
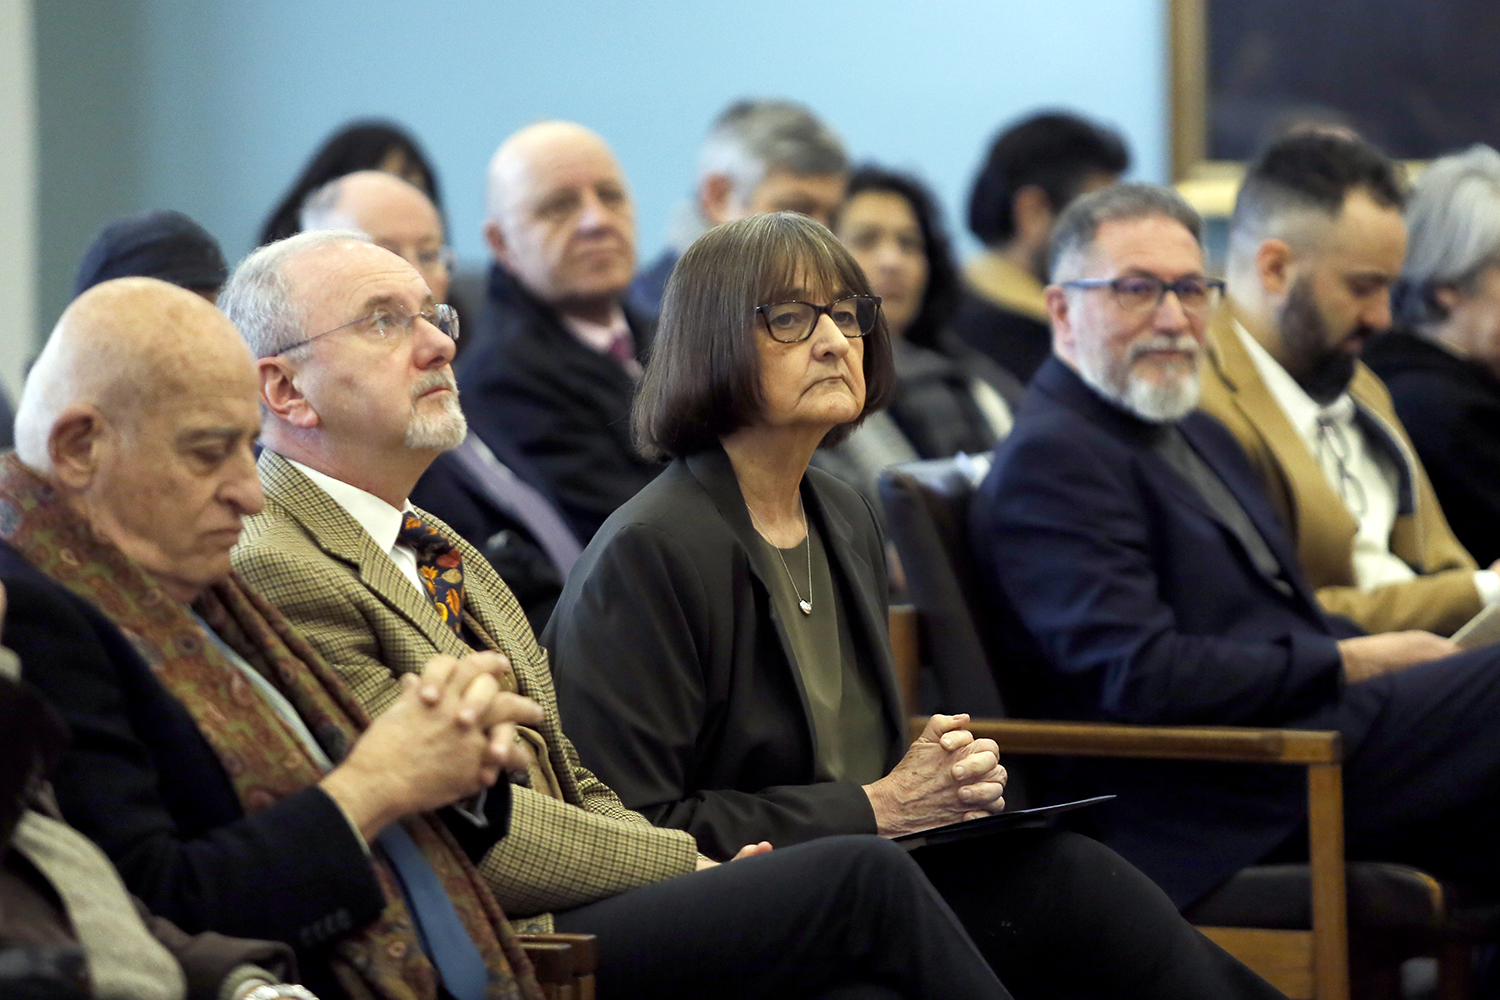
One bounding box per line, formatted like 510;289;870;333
1234;324;1499;605
287;459;428;599
279;458;491;823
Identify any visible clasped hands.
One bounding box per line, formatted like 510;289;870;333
321;652;543;841
864;714;1008;838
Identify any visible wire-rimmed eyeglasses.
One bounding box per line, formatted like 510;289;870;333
277;302;460;355
755;295;882;343
1060;275;1225;318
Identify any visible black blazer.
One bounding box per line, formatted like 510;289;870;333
969;358;1354;907
456;265;661;542
544;446;905;860
1365;328;1500;566
0;542;505;999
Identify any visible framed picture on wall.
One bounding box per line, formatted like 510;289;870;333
1170;0;1500;210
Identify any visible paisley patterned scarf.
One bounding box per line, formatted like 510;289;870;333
0;454;540;1000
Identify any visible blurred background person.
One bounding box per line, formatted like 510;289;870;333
629;98;849;318
1371;144;1500;566
460;121;657;542
953;112;1129;385
258;119;442;246
819;165;1023;507
74;210;228;302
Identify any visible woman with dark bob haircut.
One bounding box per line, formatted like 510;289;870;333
545;213;1283;1000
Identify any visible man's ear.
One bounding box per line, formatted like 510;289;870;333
483;219;510;268
698;173;736;226
1012;185;1054;245
1045;285;1075;359
48;406;107;489
258;357;319;430
1254;238;1297;299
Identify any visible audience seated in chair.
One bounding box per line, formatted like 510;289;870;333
818;165;1022;508
969;182;1500;933
0;622;310;1000
1198;131;1499;636
1367;144;1500;567
952;111;1128;386
0;278;547;1000
456;122;660;542
628;97;849;319
545;212;1284;1000
224;229;1019;1000
296;170;581;632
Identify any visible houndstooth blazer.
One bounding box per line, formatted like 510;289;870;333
233;451;699;926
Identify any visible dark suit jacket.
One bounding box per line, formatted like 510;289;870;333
544;446;905;860
1365;328;1500;566
969;358;1357;906
456;265;661;542
0;543;389;1000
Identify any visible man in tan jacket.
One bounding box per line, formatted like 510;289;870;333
1200;130;1499;636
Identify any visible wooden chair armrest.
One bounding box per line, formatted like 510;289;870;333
518;932;599;982
908;716;1342;765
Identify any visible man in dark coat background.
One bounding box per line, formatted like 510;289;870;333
458;121;660;542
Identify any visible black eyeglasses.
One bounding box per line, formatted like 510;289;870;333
1060;275;1225;317
278;302;460;355
755;295;882;343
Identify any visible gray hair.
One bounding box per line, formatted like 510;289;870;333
297;175;352;232
1396;144;1500;328
218;229;370;358
698;99;848;208
1048;183;1203;281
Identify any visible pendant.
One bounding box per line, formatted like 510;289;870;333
799;599;812;615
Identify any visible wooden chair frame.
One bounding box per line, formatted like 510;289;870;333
518;932;598;1000
891;605;1348;1000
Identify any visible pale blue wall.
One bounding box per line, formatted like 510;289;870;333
36;0;1166;337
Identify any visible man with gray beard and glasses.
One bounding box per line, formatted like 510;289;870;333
968;182;1500;920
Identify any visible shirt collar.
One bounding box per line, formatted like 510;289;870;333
285;458;411;553
562;304;630;355
1232;320;1356;436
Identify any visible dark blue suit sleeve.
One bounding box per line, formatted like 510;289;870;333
973;422;1343;726
1;570;386;950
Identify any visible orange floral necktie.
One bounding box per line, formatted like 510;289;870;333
398;512;465;637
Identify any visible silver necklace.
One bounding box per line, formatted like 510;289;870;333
748;495;813;615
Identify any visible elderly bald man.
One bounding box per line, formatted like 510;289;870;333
226;230;1017;1000
456;121;659;541
298;171;582;633
0;277;548;1000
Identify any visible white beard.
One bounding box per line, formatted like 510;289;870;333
405;374;468;450
1075;334;1202;424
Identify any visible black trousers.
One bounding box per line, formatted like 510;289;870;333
1287;641;1500;889
914;828;1283;1000
555;835;1008;1000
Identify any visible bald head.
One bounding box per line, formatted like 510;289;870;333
16;278;255;471
482;122;635;320
14;277;264;602
301;172;450;301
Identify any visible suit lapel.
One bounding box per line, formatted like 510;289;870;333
257;452;468;657
1206;319;1360;583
